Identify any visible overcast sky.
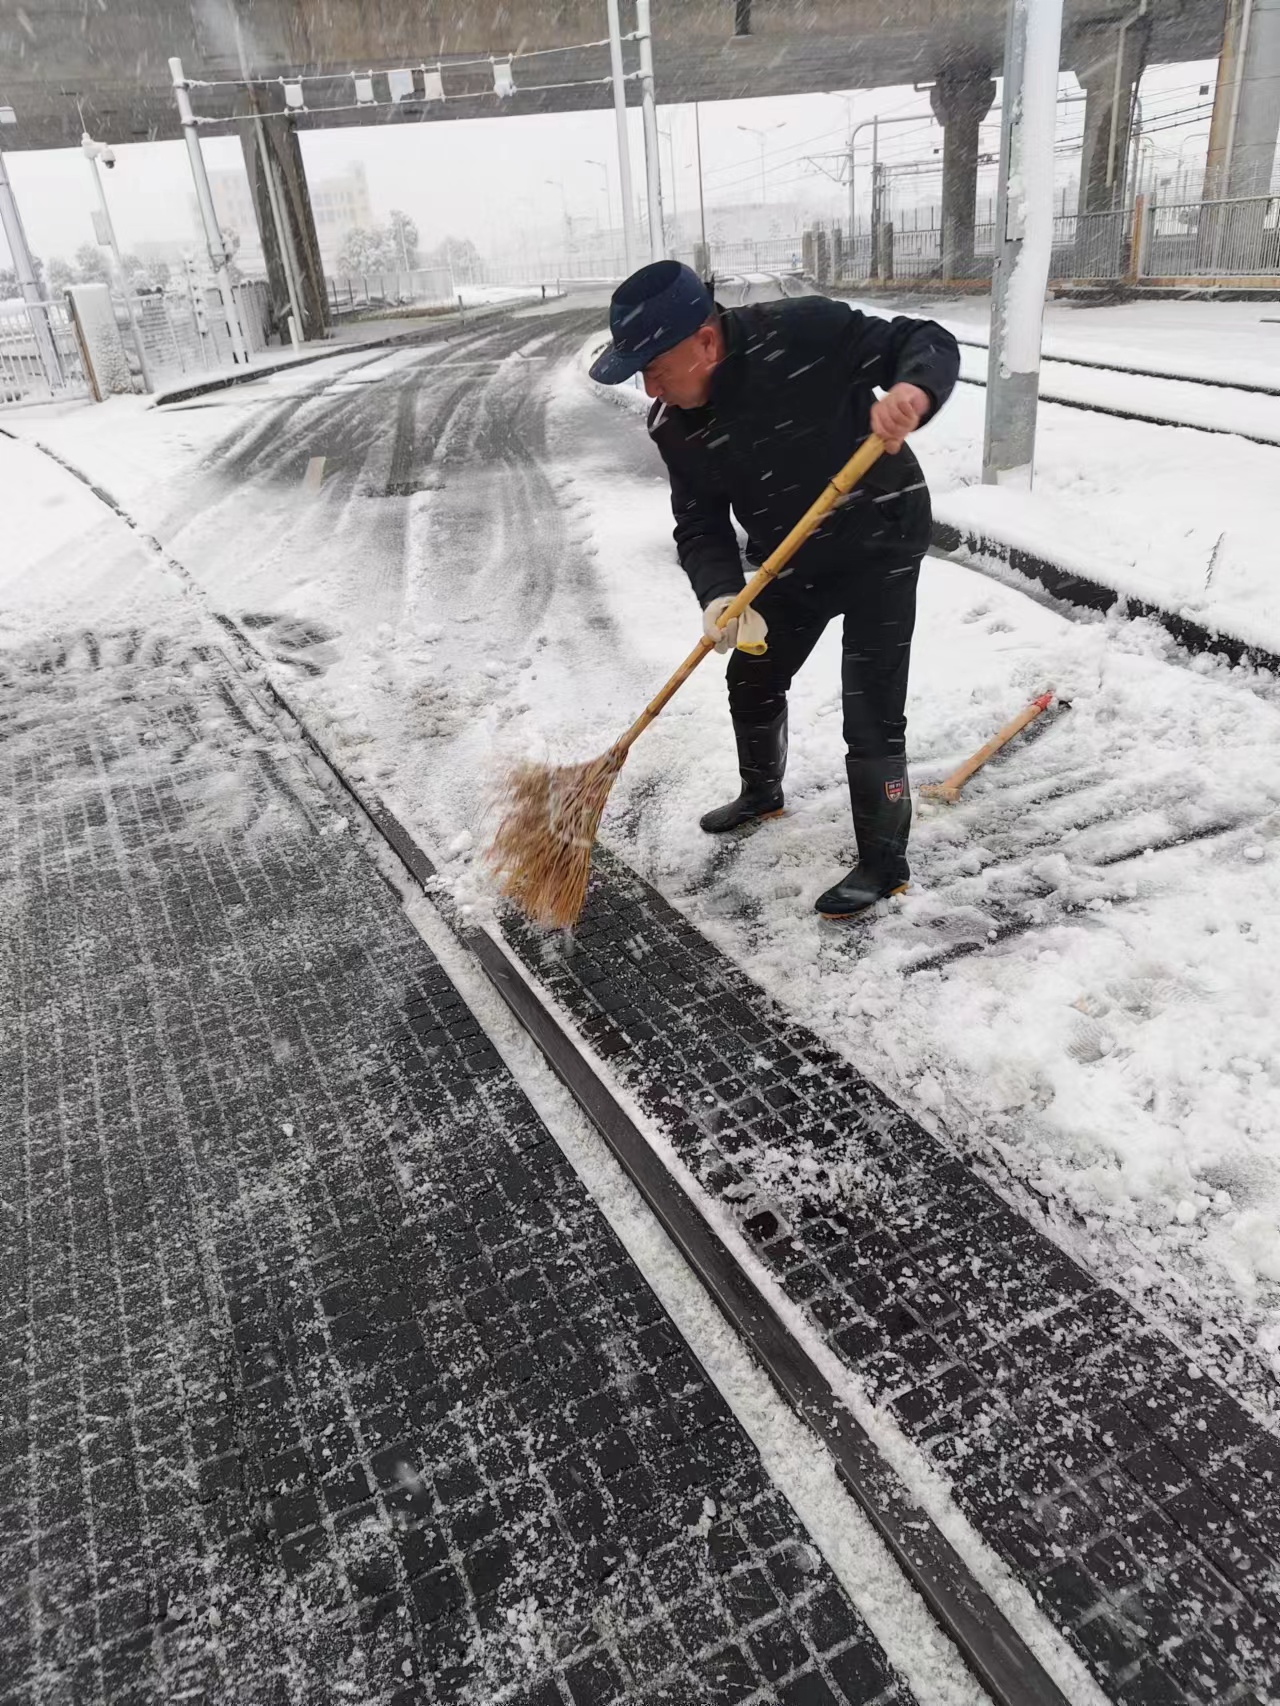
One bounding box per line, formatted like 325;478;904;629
1;60;1216;271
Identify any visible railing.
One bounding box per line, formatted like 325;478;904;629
326;267;457;314
815;192;1280;289
705;239;805;275
1051;210;1132;281
129;279;271;382
0;300;88;405
1143;195;1280;280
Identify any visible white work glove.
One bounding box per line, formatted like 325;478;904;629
702;595;769;657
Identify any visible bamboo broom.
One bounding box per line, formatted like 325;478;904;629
488;434;888;930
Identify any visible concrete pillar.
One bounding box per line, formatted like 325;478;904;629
814;226;831;285
239;100;329;341
1067;16;1151;216
930;69;997;281
1206;0;1280;200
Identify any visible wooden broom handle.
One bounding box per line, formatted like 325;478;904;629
613;435;887;756
924;692;1054;802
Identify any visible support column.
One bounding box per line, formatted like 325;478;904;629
239;99;329;342
984;0;1065;487
1206;0;1280;200
1066;16;1151;216
930;68;997;280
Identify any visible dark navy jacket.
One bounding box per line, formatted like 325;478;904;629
648;296;959;606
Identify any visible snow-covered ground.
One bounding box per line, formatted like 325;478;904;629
834;292;1280;658
6;296;1280;1406
863;293;1280;390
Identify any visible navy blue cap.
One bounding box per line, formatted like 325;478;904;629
589;260;714;384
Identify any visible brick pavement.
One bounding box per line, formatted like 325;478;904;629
0;629;918;1706
501;852;1280;1706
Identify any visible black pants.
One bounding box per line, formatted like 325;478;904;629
726;553;921;762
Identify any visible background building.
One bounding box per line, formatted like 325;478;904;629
205;161;373;273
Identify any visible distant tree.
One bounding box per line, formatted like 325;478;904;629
337;225;398;276
118;253;170;292
219;226;243;285
46;257;75;292
387;209;420;271
74;242;110;283
423;235;482;281
0;254;48;297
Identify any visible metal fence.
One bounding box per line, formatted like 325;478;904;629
0;300;89;405
0;277;282;409
704;239;805;275
1144;195;1280;280
326;267;457;315
324;240;811;313
815;192;1280;288
128;279;272;384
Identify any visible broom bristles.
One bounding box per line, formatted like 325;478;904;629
487;744;627;929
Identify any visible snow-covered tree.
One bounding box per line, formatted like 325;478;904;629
388;209;420;271
0;254;46;298
337;226;398;276
422;235;482;281
74;243;110;283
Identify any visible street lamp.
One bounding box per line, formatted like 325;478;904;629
545;177;572;247
585;159;612;234
658;127;679;250
81;131;153;392
737;122;786;205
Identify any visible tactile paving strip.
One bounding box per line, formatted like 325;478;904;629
0;631;917;1706
500;852;1280;1706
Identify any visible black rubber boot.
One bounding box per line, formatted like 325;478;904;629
700;711;788;834
815;756;912;918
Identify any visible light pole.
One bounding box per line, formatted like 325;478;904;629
169;57;249;365
604;0;638;273
658;126;679;250
586;158;612;236
737;122;786;205
82;132;154;392
545;178;572;248
635;0;665;263
694;103;708;256
983;0;1065;486
0;142;63;391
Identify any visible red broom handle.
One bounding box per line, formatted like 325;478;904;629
613;435;887;756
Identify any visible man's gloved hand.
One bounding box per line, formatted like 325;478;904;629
870;382;932;453
703;595;768;656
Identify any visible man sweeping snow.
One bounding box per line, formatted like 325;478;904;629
590;261;959;919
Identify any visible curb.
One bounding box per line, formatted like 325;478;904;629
931;518;1280;677
151;304;512;407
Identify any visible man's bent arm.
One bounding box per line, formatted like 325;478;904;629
657;440;744;606
840;308;960;424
